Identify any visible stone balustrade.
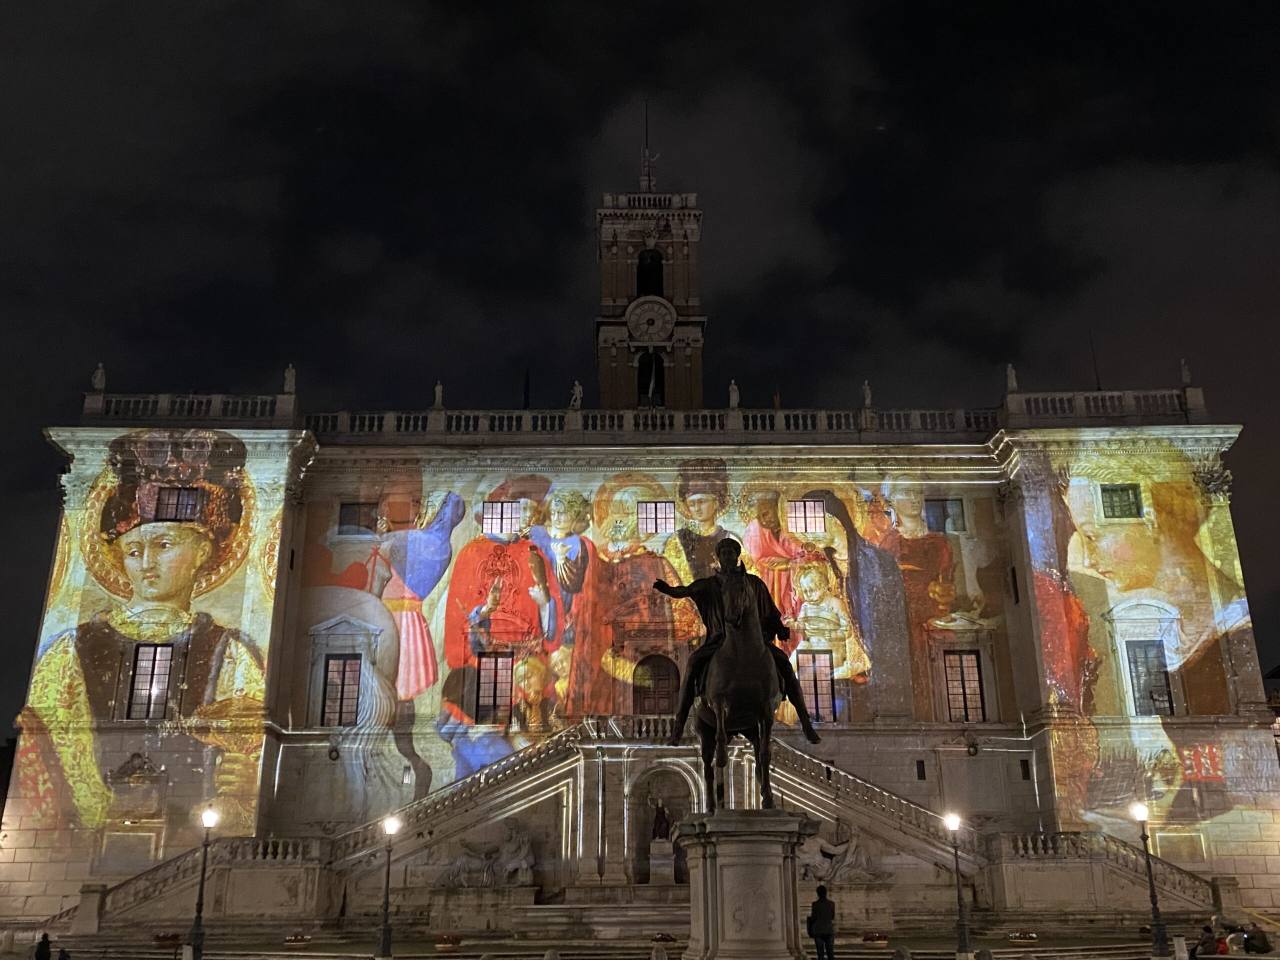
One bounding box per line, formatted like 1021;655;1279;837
82;391;295;427
1005;387;1204;427
769;739;981;856
298;406;1003;444
992;830;1215;907
81;384;1203;442
329;722;588;863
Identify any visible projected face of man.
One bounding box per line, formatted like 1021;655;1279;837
547;495;573;537
686;492;721;530
118;523;212;608
603;488;644;553
755;492;782;533
1065;486;1162;592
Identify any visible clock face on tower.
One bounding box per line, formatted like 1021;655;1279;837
625;296;677;342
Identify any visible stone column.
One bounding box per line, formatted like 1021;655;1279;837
674;809;817;960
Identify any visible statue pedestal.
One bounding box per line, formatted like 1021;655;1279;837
650;839;676;884
674;810;818;960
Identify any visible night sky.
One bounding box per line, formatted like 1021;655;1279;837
1;2;1277;722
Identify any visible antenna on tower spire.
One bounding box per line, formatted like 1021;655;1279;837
639;99;659;192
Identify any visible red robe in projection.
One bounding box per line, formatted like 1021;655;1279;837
1034;569;1099;822
880;528;954;718
577;548;701;715
443;536;564;670
743;520;806;626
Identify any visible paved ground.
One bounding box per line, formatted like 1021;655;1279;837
3;929;1251;959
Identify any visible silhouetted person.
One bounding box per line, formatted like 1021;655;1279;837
34;933;51;960
808;885;836;960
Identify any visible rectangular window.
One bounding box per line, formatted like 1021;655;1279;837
154;487;203;522
1101;483;1143;519
1020;758;1032;781
481;501;523;537
795;651;836;723
338;502;380;535
638;500;676;536
475;652;514;724
321;654;362;727
915;759;927;781
1009;565;1020;605
786;499;827;534
127;644;173;720
943;650;986;722
925;498;966;533
1126;640;1173;716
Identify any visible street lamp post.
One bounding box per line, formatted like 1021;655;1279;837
943;813;972;959
377;815;402;960
1130;801;1171;958
188;806;220;960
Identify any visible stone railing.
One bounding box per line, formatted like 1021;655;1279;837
590;714;683;742
301;406;1003;444
1005;388;1198;427
770;739;980;857
81;835;330;920
328;722;589;863
993;830;1215;906
80;385;1202;440
82;392;296;427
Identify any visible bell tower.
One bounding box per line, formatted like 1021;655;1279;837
595;145;705;409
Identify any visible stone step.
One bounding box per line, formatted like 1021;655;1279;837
32;942;1167;960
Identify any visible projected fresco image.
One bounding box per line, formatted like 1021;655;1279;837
296;457;1013;822
1022;442;1257;830
13;429;285;856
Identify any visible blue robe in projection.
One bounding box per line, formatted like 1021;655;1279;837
800;489;912;718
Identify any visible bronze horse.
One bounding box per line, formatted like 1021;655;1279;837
654;539;784;809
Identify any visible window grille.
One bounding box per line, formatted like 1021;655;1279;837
795;651;836;722
322;654;362;727
638;501;677;536
481;501;524;537
786;499;827;534
476;652;515;724
127;644;173;719
155;487;202;522
943;650;986;722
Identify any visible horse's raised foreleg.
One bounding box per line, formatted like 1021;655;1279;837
756;714;775;809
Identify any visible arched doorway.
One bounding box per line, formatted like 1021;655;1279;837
628;767;693;884
633;654;679;716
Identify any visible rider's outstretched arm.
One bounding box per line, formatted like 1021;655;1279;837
653;577;710;601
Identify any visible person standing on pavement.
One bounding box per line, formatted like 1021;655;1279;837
808;885;836;960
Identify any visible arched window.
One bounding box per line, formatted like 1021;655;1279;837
638;351;665;407
633;655;679;716
637;248;664;298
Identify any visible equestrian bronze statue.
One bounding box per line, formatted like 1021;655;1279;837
653;538;820;809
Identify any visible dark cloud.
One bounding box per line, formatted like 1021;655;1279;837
1;1;1278;718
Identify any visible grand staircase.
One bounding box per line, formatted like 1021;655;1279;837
47;718;1219;938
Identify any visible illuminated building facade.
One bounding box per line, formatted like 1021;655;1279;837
1;168;1275;939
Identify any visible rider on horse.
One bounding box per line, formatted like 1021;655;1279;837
654;538;822;746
